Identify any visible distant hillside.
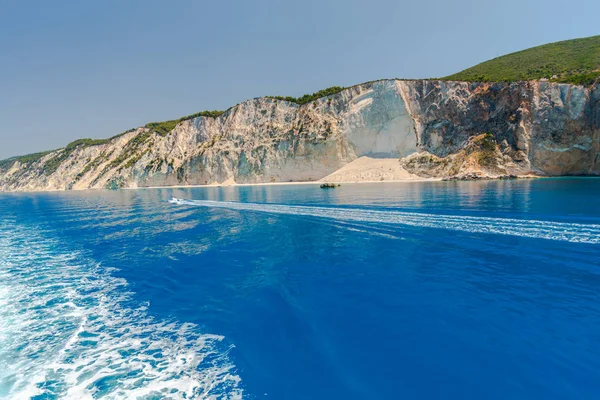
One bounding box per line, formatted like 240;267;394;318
3;35;600;169
444;35;600;85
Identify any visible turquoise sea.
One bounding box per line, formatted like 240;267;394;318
1;178;600;399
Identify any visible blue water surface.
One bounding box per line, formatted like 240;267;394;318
1;178;600;399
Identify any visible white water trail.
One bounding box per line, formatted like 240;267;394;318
170;199;600;244
0;223;242;400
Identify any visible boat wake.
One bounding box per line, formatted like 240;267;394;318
0;222;242;399
170;199;600;244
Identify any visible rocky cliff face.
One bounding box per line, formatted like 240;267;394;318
397;80;600;178
1;79;599;191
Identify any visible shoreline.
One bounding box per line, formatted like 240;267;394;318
4;175;598;194
126;175;548;191
124;177;442;190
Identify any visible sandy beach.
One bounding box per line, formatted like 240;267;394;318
128;157;441;190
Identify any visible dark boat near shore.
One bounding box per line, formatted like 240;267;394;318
320;183;340;189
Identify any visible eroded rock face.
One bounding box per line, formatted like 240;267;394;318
401;133;509;179
398;80;599;177
528;82;600;175
397;81;532;161
1;79;599;191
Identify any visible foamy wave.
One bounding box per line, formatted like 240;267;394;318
172;199;600;244
0;224;242;399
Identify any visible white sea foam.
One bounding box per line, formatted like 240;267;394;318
172;199;600;244
0;224;242;399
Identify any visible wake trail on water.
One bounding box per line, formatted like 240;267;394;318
0;223;242;399
170;199;600;244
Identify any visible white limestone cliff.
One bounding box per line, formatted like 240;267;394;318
1;79;598;191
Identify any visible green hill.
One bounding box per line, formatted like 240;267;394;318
444;35;600;85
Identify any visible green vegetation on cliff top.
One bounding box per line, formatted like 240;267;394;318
443;35;600;85
0;110;225;169
145;110;225;136
0;131;135;171
0;150;54;170
268;86;346;105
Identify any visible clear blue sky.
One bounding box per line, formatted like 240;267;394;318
1;0;598;159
